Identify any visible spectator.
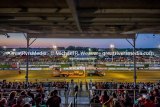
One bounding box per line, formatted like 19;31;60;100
0;92;2;99
20;91;32;105
33;97;45;107
80;81;83;91
123;93;132;107
155;97;160;107
46;90;61;107
27;90;35;106
143;95;155;107
0;98;7;107
7;91;17;106
74;83;79;93
69;79;75;96
23;104;31;107
111;93;121;107
99;91;109;107
90;92;100;103
89;80;93;90
12;97;23;107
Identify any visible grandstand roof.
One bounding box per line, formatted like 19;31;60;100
0;0;160;38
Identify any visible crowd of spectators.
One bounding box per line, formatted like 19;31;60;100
1;80;160;107
0;80;65;107
90;81;160;107
0;54;159;65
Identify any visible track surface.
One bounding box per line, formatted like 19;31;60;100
0;70;159;82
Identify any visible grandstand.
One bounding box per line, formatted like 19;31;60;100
0;0;160;107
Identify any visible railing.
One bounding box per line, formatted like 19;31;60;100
73;92;78;107
1;78;160;83
64;91;78;107
68;101;73;107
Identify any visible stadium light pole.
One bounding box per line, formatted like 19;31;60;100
110;44;115;63
53;45;57;65
26;35;29;87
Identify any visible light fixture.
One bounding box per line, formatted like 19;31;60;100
5;33;10;38
12;48;16;51
3;46;7;49
110;44;115;49
53;45;57;49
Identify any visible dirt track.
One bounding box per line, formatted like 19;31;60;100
0;70;160;82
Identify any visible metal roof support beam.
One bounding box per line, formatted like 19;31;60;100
66;0;82;32
23;33;29;87
28;33;135;39
80;9;160;14
125;34;137;106
133;36;137;107
23;33;38;86
0;8;70;13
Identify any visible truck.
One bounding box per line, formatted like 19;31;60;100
87;70;105;76
52;67;84;77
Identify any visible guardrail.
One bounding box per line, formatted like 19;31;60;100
1;78;160;83
0;61;160;65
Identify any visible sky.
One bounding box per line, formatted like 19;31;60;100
0;33;160;48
